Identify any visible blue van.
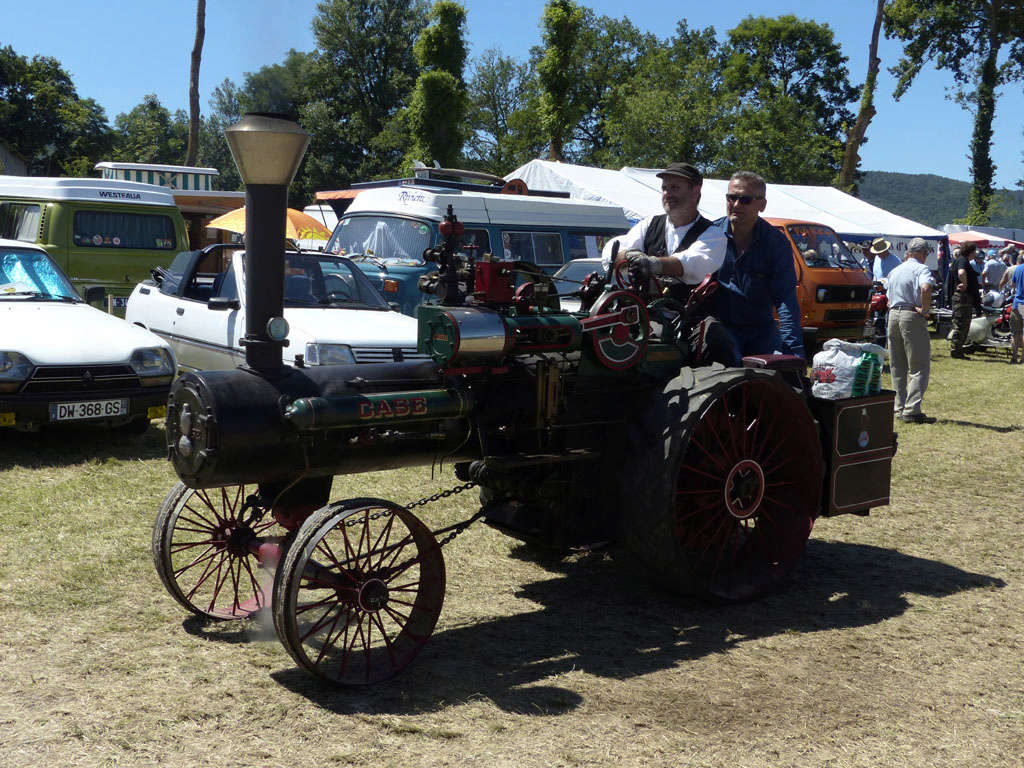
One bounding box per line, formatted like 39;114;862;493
321;174;630;316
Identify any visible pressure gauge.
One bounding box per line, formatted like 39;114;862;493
266;316;290;342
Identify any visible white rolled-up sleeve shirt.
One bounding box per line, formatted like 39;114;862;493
600;214;727;284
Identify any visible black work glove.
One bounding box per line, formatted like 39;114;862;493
626;253;661;287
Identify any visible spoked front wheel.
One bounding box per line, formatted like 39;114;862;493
153;482;285;620
272;498;446;685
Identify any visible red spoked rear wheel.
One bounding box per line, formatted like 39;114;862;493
673;373;822;599
622;368;823;600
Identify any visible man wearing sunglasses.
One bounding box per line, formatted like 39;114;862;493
714;171;804;362
600;162;726;286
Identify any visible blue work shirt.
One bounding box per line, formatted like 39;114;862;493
714;217;805;360
872;251;902;281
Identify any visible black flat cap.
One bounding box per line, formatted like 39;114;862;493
656;162;702;184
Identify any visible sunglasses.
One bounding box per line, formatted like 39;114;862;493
725;194;764;205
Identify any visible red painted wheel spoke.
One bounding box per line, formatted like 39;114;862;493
678;461;727;483
312;606;350;666
690;434;731;472
175;508;219;535
369;514;397;571
177;547;222;595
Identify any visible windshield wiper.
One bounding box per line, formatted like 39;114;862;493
350;253;389;270
1;290;77;302
318;296;363;306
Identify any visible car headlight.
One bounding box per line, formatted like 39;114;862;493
0;351;33;393
130;347;175;385
304;342;355;365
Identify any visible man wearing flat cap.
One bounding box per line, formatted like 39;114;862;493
886;238;938;423
601;162;726;286
869;237;901;283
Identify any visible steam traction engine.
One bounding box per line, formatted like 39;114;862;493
154;118;896;686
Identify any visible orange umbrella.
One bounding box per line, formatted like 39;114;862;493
206;206;333;241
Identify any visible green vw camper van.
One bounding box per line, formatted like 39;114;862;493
0;176;188;308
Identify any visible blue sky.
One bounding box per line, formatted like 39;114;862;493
4;0;1023;189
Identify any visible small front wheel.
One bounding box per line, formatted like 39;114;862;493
273;498;445;685
153;482;284;620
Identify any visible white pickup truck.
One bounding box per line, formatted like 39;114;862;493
125;244;424;373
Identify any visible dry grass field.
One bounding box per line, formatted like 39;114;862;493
1;346;1022;768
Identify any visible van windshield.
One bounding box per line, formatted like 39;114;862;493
327;215;432;266
787;224;862;269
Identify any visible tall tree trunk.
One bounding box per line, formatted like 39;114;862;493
966;19;1000;225
838;0;884;194
185;0;206;167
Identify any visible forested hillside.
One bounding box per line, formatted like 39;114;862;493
859;171;1024;228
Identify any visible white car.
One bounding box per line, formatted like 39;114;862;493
0;238;175;432
552;258;606;313
126;245;425;373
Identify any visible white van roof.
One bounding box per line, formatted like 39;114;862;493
344;185;630;230
0;176;178;207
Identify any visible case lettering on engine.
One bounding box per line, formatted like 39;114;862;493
358;397;428;420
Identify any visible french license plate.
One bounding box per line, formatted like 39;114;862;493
49;399;129;422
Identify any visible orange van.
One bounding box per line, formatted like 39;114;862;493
765;217;872;349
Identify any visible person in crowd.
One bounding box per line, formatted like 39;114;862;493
982;248;1007;290
999;252;1024;364
944;246;962;307
712;170;804;361
937;241;951;285
886;238;937;423
947;241;982;359
601;162;726;284
869;238;901;283
971;248;985;276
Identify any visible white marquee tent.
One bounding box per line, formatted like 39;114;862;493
507;160;947;266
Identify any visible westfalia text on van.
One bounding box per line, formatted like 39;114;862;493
0;176;188;308
323;179;630;316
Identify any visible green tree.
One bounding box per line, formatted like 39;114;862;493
838;0;887;194
241;49;314;115
885;0;1024;224
567;13;658;166
305;0;428;194
197;78;245;190
724;15;858;143
714;96;843;184
0;46;114;175
405;1;468;169
604;22;725;171
465;49;543;173
112;95;188;165
536;0;585;161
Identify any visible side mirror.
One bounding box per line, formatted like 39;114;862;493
84;286;106;304
207;296;240;311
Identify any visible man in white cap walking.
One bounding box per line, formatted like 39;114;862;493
886;238;938;424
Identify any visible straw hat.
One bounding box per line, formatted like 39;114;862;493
868;237;891;255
